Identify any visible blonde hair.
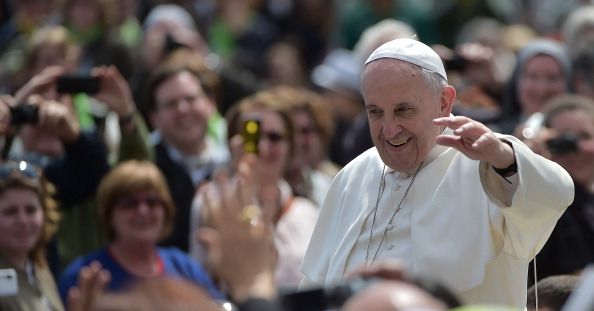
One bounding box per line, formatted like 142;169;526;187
0;166;59;267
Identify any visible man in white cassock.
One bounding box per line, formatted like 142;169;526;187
300;38;574;309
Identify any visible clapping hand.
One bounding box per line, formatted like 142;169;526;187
67;261;111;311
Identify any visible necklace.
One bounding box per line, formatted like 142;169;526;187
365;162;423;264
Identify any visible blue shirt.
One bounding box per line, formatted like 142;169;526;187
58;247;223;303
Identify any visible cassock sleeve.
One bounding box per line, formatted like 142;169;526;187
480;135;574;259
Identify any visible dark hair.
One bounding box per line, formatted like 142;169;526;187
410;275;462;309
147;49;220;112
572;38;594;90
527;275;580;310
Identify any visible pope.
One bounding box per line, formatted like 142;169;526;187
300;38;574;309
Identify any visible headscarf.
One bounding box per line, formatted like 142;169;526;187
498;38;571;133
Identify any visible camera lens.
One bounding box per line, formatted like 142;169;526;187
546;132;579;155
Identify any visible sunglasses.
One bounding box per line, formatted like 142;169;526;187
0;161;40;181
116;194;165;210
260;132;286;144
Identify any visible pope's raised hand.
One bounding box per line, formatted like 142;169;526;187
433;116;515;169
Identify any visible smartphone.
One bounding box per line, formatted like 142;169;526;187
242;119;260;154
56;76;100;94
0;268;17;296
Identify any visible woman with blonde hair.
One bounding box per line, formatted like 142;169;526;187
0;160;63;311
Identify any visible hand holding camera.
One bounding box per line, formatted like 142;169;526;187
7;94;79;143
16;64;135;118
91;65;136;119
14;66;65;104
522;123;583;159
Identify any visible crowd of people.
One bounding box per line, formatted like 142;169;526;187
0;0;593;310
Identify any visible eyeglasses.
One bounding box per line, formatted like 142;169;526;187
115;194;165;210
157;94;207;111
261;132;286;144
0;161;40;181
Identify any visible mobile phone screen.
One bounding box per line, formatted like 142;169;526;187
56;76;100;94
242;119;260;154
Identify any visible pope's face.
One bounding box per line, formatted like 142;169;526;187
362;59;453;173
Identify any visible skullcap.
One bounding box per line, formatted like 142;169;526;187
365;38;448;81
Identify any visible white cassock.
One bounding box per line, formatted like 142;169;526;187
300;133;574;309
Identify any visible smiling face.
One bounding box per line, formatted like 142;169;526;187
110;190;166;245
151;71;215;154
362;59;454;172
0;187;43;258
518;55;567;116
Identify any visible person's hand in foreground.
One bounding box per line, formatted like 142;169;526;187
67;261;111;311
196;153;278;303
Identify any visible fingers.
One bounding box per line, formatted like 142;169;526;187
434;134;465;150
434;115;488;135
237;153;258;205
69;261;110;311
15;66;64;103
433;115;471;129
434;116;493;147
229;134;245;171
91;65;122;80
67;287;83;311
202;183;222;226
22;97;80;142
453;122;488;141
195;228;222;273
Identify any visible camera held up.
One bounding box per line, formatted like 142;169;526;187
9;104;39;126
546;132;579;155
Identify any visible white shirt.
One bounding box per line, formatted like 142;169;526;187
300;134;573;309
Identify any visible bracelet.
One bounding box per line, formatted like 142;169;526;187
493;160;517;177
493;140;517;177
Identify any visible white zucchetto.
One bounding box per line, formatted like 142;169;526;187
365;38;448;81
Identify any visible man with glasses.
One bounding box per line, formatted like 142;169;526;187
147;56;229;252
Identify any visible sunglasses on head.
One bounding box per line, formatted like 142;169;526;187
0;160;40;181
